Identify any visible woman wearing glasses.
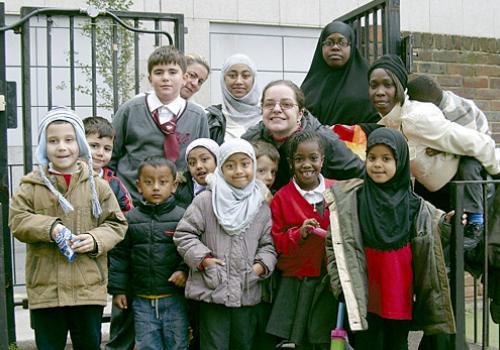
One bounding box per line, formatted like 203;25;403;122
243;79;364;191
206;53;261;145
301;21;378;130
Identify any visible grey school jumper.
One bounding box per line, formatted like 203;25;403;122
109;94;209;203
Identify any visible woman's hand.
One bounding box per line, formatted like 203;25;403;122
300;218;320;240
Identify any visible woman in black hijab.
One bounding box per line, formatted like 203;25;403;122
301;21;378;128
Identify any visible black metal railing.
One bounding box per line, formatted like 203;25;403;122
0;202;10;349
451;180;500;349
336;0;400;63
1;6;185;175
335;0;413;71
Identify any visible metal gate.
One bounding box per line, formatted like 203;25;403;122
335;0;413;70
0;4;184;343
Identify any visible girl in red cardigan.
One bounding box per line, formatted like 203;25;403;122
266;130;336;349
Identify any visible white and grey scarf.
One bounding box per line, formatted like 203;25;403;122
208;138;264;236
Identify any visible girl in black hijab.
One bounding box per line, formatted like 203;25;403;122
301;21;378;128
358;127;420;251
325;127;455;350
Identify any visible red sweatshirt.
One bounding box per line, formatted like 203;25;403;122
270;180;331;277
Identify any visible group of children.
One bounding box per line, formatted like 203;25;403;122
8;42;470;350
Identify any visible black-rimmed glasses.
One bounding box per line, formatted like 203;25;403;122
322;39;350;48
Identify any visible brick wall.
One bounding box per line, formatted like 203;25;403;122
404;31;500;145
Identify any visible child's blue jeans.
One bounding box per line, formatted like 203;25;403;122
133;294;189;350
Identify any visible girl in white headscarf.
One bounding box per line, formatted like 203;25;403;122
206;54;262;144
174;138;276;350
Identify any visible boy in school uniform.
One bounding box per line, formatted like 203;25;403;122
109;45;210;204
9;107;128;350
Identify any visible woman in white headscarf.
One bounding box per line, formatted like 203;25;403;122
206;53;262;144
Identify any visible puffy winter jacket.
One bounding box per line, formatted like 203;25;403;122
108;196;187;296
174;190;277;307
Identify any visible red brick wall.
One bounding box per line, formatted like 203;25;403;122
404;31;500;145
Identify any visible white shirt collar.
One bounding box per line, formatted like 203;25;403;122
147;93;186;116
293;174;326;204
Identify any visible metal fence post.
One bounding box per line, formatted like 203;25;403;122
385;0;401;54
0;2;16;344
0;203;11;349
451;183;465;348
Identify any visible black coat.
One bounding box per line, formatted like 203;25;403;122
206;104;225;145
108;196;187;296
174;170;195;209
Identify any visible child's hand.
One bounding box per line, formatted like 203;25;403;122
168;271;187;287
51;224;65;240
444;210;467;225
70;233;96;253
300;218;320;239
113;294;128;309
264;191;273;204
175;171;187;184
252;263;265;277
202;257;225;269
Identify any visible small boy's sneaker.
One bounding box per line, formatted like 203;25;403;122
276;340;296;349
463;223;483;251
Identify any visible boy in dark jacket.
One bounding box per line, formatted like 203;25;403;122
109;156;189;350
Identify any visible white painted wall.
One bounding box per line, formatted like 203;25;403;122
7;1;500;40
401;0;500;38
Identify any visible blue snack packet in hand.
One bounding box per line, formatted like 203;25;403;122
55;227;77;262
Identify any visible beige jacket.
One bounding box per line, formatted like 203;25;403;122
378;97;499;191
9;164;128;309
